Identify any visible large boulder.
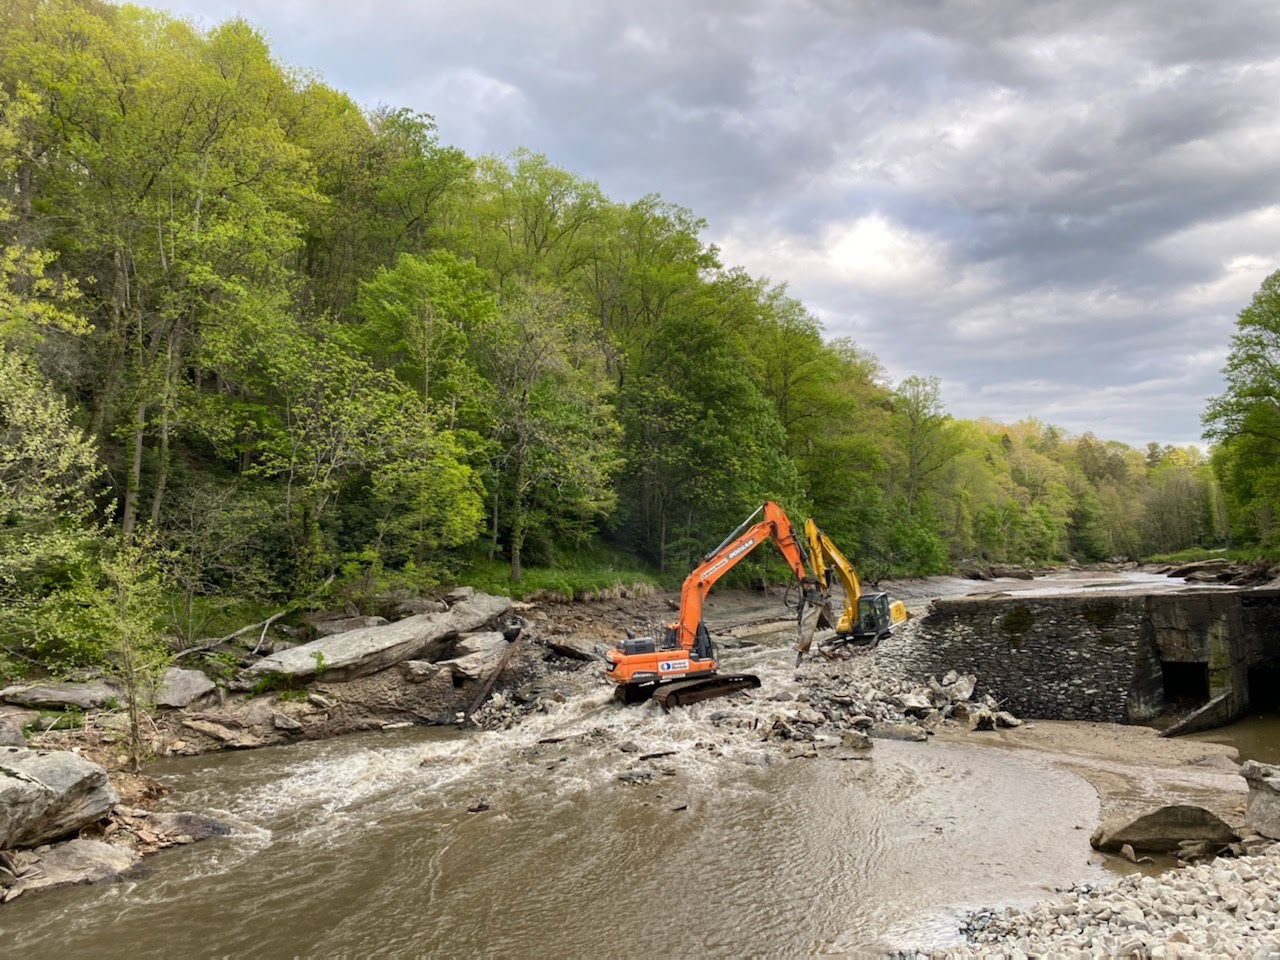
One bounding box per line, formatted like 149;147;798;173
154;667;216;709
439;633;509;681
1090;804;1239;854
0;747;118;849
248;592;512;681
1242;760;1280;840
0;681;119;711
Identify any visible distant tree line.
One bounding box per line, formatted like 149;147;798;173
0;1;1229;677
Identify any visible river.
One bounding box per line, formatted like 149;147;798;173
1;640;1107;958
3;570;1272;957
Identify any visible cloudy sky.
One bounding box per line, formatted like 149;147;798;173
157;0;1280;447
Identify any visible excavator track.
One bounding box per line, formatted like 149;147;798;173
816;637;880;660
651;673;761;710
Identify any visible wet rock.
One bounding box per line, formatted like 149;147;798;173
144;811;233;843
616;770;652;784
314;616;389;638
0;747;118;849
993;710;1023;728
1090;804;1239;854
839;730;872;751
1241;760;1280;839
180;719;264;750
768;691;795;702
544;636;602;660
513;679;566;705
619;741;641;753
0;680;119;711
1;839;137;900
869;722;927;742
967;708;997;731
154;667;216;709
1176;839;1226;862
248;592;512;681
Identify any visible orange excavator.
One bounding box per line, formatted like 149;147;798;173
604;502;834;708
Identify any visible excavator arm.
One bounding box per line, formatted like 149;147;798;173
804;518;862;635
671;502;828;652
802;518;907;652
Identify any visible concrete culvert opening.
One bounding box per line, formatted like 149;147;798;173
1161;661;1209;709
1247;662;1280;712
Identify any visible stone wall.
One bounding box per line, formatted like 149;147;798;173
908;588;1280;726
909;594;1151;723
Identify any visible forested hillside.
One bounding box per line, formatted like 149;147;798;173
0;2;1233;674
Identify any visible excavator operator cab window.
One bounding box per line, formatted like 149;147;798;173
857;594;889;635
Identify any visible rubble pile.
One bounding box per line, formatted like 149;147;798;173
943;847;1280;958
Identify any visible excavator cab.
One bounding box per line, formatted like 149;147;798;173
855;593;893;640
853;592;908;643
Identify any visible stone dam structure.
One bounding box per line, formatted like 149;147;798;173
909;588;1280;733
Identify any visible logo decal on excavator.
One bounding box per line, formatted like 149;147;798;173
659;659;689;672
699;537;755;580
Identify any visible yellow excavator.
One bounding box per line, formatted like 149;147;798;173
800;519;907;662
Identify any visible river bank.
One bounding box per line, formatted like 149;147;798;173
2;573;1277;955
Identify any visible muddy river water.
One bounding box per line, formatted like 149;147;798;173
1;720;1103;958
1;571;1274;958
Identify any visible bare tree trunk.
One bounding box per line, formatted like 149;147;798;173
121;398;146;539
488;487;500;562
148;339;176;526
148;400;169;527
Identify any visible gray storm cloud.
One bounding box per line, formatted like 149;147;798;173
158;0;1280;445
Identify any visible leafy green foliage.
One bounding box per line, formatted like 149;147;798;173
0;0;1254;703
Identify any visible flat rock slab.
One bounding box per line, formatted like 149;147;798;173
0;680;119;711
2;839;137;901
154;667;216;709
1091;804;1239;854
1242;760;1280;840
248;592;512;682
0;747;119;849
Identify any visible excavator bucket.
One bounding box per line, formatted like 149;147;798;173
792;590;832;666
